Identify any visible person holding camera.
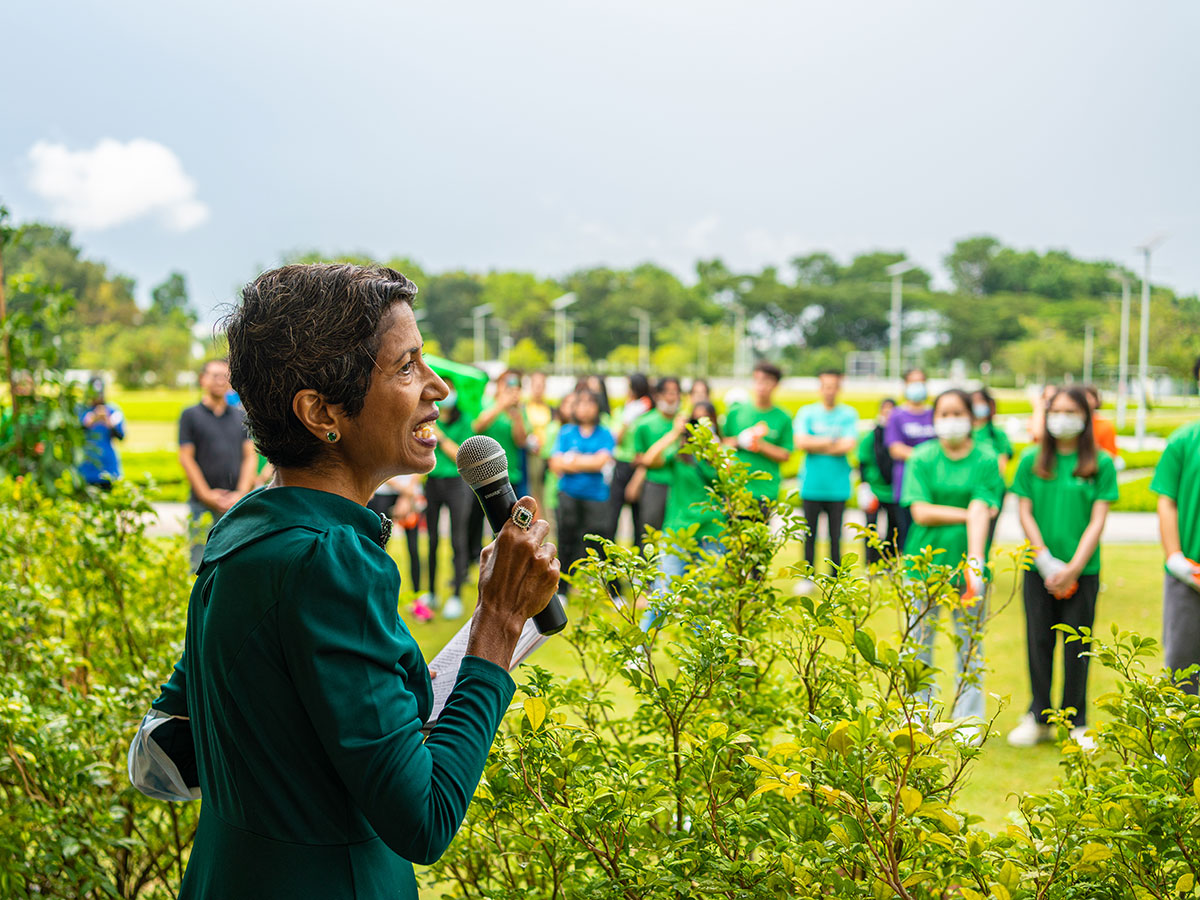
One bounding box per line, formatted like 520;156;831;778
79;375;126;490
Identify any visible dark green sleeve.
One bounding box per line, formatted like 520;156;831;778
279;526;515;866
857;430;877;481
152;650;190;718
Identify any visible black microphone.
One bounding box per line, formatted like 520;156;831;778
456;434;568;636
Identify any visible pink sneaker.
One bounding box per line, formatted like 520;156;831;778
411;600;434;622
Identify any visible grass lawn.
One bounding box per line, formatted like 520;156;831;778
391;534;1164;845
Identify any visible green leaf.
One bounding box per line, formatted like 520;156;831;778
853;629;877;665
899;787;922;816
523;697;547;731
1175;873;1195;894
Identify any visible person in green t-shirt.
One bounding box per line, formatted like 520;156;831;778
470;370;530;559
609;373;653;542
902;389;1005;724
721;361;794;510
971;387;1014;547
632;376;682;542
1007;387;1118;746
640;401;726;628
857;397;898;565
424;378;477;621
1150;357;1200;695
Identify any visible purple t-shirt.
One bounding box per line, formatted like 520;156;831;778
884;407;936;502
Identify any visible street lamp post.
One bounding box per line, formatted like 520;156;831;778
472;303;492;366
630;307;651;373
552;293;578;376
1083;322;1094;385
1109;270;1132;430
1134;235;1166;451
885;260;916;383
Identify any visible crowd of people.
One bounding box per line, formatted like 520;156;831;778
66;353;1200;742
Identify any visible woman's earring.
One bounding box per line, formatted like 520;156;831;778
326;431;339;443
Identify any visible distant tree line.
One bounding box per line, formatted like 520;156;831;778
3;208;1197;388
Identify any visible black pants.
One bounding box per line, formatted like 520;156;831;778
864;501;901;565
895;504;914;552
425;476;471;597
802;499;845;574
640;480;669;543
556;492;612;593
1023;571;1099;725
607;460;642;543
367;492;421;590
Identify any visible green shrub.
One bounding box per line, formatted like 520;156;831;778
1113;475;1158;513
0;478;196;898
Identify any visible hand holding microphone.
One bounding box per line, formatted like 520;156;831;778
458;435;568;635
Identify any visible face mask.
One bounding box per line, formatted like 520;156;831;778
972;402;991;420
934;417;972;443
1046;413;1085;439
659;399;680;416
905;383;928;404
441;391;457;409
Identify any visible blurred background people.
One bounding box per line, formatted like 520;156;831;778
858;397;898;565
609;373;653;542
722;362;794;516
793;369;859;587
1083;385;1121;460
368;475;428;618
425;378;475;620
886;368;936;548
524;371;554;510
1008;386;1116;747
549;388;614;593
688;378;711;407
470;369;529;558
79;375;125;490
633;376;683;541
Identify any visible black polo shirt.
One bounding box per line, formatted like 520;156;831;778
179;402;249;500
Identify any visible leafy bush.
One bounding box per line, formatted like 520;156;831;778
0;478;196;898
1112;475;1157;513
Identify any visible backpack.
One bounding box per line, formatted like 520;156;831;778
872;425;893;487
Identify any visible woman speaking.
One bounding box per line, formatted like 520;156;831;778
147;265;559;898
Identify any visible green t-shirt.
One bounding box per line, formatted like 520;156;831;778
614;398;654;463
1151;420;1200;566
429;415;475;480
973;424;1014;464
901;441;1005;578
857;427;892;502
662;451;724;542
634;410;677;486
477;400;529;484
1011;446;1118;576
723;404;795;501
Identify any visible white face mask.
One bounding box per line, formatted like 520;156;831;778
658;399;680;416
1046;413;1085;439
934;417;972;443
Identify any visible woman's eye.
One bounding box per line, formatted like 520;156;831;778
400;361;414;375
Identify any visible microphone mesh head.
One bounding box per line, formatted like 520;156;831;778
456;434;510;488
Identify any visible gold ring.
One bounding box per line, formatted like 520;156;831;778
511;505;534;531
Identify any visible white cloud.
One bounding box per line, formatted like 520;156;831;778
26;138;210;232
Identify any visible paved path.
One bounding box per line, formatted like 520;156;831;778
150;496;1158;544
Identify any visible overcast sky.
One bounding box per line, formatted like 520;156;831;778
2;2;1196;322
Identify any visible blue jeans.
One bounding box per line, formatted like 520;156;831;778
910;592;988;721
641;537;724;630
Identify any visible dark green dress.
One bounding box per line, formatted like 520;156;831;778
152;486;515;899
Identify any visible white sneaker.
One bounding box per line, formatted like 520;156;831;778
442;595;463;620
793;578;816;596
1069;725;1096;751
1006;712;1052;747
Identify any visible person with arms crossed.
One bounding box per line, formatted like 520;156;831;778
142;264;559;899
885;368;937;549
903;389;1004;724
722;361;795;517
178;359;257;572
1150;356;1200;694
1007;387;1117;747
793;369;859;589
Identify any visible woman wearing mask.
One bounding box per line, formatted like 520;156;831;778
971;388;1013;475
425;378;476;620
903;389;1005;723
857;397;898;563
1007;387;1117;747
885;368;937;548
549;389;615;592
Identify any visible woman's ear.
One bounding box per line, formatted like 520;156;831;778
293;389;346;443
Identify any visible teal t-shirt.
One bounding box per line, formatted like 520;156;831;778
1011;446;1118;576
794;402;859;501
723;404;795;501
1151;420;1200;566
901;441;1005;579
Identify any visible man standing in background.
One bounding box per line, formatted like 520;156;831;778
793;369;859;587
179;359;257;572
723;362;794;515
